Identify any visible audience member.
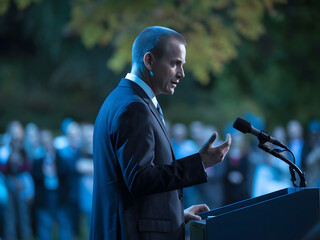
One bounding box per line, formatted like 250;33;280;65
287;120;308;171
0;121;33;240
24;123;42;164
252;125;292;197
172;123;198;160
0;172;8;238
57;121;82;239
171;123;199;208
224;132;250;204
189;121;205;149
189;123;226;209
53;117;74;151
305;120;320;187
32;129;73;240
77;123;94;229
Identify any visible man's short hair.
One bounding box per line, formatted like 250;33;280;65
132;26;186;66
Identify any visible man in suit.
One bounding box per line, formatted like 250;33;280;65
90;26;232;240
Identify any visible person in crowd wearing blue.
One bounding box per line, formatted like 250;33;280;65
56;121;82;239
32;129;73;240
77;123;94;229
0;121;34;240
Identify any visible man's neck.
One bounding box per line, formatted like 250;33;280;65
125;73;156;105
130;66;154;93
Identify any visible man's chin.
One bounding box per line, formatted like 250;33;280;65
161;90;175;95
159;88;175;95
168;87;175;95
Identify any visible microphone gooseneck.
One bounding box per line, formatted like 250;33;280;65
233;117;307;188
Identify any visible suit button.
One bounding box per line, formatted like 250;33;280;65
179;194;183;200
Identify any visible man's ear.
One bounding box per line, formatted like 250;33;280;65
143;52;154;71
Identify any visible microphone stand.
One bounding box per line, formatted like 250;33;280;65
257;142;307;188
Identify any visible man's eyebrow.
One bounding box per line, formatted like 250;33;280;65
172;58;186;64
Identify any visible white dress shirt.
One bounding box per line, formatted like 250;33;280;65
125;73;160;108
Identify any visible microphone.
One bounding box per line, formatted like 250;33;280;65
233;117;286;148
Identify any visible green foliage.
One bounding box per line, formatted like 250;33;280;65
0;0;40;15
0;0;319;135
161;1;320;130
210;1;320;129
0;0;114;131
15;0;40;10
68;0;286;84
0;0;9;15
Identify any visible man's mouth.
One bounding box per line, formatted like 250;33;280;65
171;80;179;87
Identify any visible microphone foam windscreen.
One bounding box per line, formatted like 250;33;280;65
233;117;252;134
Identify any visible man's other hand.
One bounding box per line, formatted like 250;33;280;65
184;204;210;223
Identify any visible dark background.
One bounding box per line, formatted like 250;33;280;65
0;0;319;133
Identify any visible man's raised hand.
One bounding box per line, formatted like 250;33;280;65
199;132;232;168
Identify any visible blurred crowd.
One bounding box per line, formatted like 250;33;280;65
0;115;320;240
0;118;93;240
170;117;320;211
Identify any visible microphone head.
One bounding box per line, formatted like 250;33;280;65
233;117;252;134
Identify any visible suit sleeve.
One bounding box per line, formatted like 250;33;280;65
114;102;207;197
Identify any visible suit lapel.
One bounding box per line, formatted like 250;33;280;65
119;79;175;157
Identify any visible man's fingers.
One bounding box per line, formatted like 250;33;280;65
219;133;232;148
207;132;218;146
197;204;209;212
227;133;232;144
202;204;210;212
193;215;201;221
194;204;210;214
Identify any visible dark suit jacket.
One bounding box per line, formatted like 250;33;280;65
90;78;207;240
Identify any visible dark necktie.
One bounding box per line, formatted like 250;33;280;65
157;103;165;124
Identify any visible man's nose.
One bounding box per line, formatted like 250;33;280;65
177;66;185;79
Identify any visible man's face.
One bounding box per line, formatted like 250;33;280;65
151;39;186;95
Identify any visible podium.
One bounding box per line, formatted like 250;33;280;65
190;188;320;240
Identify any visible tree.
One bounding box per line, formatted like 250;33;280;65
68;0;286;84
3;0;319;133
0;0;40;15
